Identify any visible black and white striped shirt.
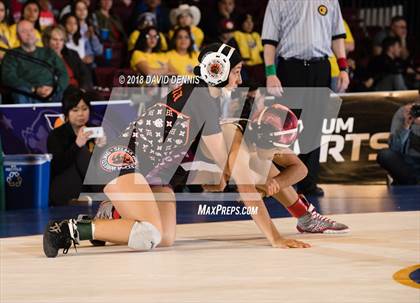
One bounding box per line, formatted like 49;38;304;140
262;0;346;60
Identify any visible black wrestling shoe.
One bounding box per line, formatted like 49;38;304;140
43;219;79;258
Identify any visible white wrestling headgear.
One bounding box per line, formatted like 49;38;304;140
197;43;237;86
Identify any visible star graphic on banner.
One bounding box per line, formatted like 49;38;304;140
0;115;13;130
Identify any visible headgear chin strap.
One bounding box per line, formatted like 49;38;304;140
199;44;235;86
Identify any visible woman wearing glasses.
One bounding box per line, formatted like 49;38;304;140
130;26;171;77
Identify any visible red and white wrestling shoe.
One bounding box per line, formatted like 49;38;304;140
92;200;121;220
296;200;350;234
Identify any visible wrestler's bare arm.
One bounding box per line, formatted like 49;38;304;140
203;126;309;248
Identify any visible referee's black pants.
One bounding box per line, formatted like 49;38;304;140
277;58;331;192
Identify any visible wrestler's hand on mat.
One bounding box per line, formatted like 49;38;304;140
272;237;311;249
202;177;227;192
265;178;281;196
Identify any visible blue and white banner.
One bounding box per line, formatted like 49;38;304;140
0;101;137;154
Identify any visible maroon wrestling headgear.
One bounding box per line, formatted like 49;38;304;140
249;104;299;149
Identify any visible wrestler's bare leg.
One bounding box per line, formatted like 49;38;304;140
94;173;163;244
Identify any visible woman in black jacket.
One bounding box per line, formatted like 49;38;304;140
47;86;105;206
42;25;93;91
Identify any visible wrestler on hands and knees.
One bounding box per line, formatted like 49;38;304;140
243;104;349;234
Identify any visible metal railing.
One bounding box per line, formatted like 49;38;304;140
337;89;419;102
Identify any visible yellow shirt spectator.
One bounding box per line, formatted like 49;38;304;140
0;23;16;58
0;23;15;48
169;26;204;50
9;23;43;48
233;31;263;66
128;30;167;52
166;50;199;76
130;50;168;72
329;21;354;77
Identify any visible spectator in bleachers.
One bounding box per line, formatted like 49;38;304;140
377;102;420;185
166;26;198;76
350;44;375;92
47;86;106;206
130;25;168;76
62;14;84;59
72;0;103;56
351;69;375;92
233;13;264;86
0;0;12;102
213;18;238;50
373;16;410;60
369;37;407;91
329;20;355;92
168;4;203;51
62;13;102;68
60;0;92;20
233;14;262;66
202;0;236;44
9;0;23;22
43;25;93;90
1;20;68;103
72;0;93;34
132;0;170;33
38;0;55;31
9;0;43;47
128;12;167;52
94;0;126;43
113;0;135;35
0;0;16;61
59;1;72;20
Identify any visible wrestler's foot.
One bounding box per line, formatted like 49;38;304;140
297;198;349;234
43;219;79;258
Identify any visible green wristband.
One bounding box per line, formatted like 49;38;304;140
265;64;277;76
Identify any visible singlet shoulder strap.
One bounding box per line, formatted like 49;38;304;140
165;84;192;112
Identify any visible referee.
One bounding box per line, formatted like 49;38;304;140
262;0;350;196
